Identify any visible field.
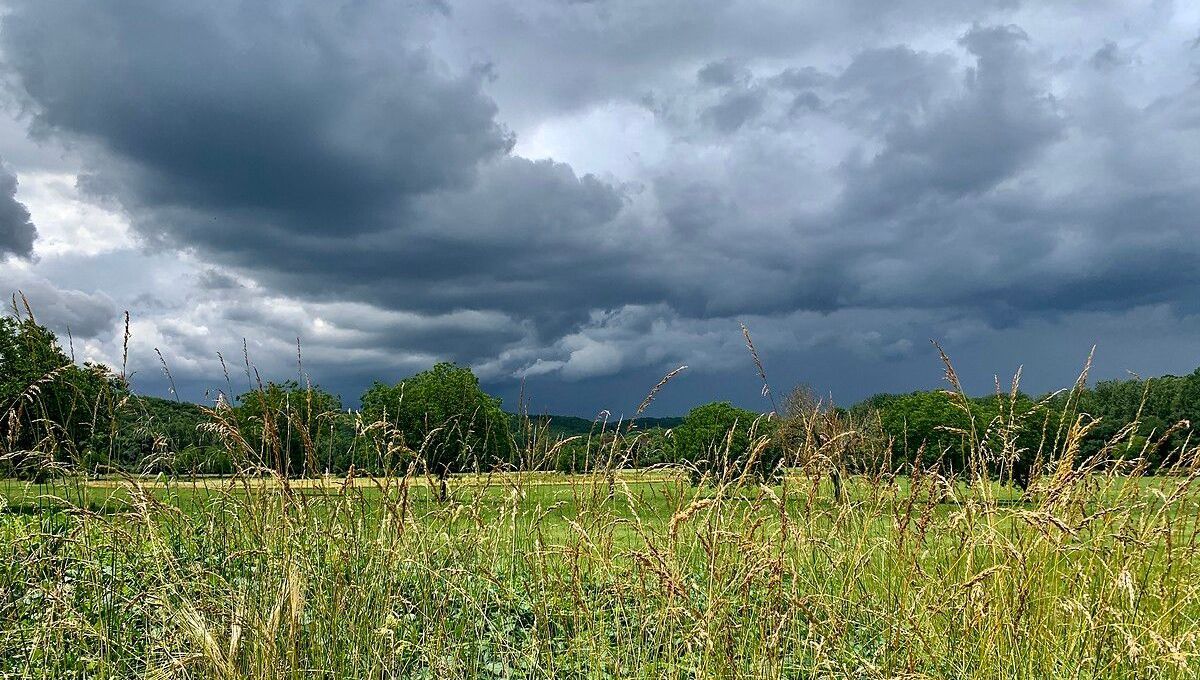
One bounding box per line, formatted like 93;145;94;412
4;467;1200;679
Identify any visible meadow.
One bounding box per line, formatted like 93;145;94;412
3;461;1200;679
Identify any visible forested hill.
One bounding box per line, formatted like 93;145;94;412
126;395;682;436
126;363;1200;467
515;414;684;438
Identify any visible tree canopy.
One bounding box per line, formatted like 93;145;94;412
0;312;126;477
361;362;513;487
673;401;779;483
7;312;1200;487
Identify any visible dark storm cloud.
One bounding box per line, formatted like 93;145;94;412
118;156;648;340
0;159;35;258
2;0;512;236
630;21;1200;327
446;0;1023;121
0;0;657;338
697;59;752;88
1090;40;1131;70
836;46;956;116
839;26;1062;207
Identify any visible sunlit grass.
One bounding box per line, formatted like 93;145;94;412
3;468;1199;678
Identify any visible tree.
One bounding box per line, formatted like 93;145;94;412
1070;372;1200;469
775;385;888;502
0;311;126;478
853;389;1050;490
360;362;512;499
854;391;972;473
108;396;230;475
233;381;345;478
673;401;779;484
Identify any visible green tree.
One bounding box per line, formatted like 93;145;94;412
775;385;889;502
674;401;779;484
108;396;229;475
361;362;512;499
855;391;972;473
855;389;1050;489
232;381;345;478
0;312;126;478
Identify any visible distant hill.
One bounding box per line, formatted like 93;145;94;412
128;393;683;441
511;413;684;439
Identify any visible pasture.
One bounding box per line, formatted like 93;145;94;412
3;469;1198;678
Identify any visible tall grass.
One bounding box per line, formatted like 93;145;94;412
2;355;1200;678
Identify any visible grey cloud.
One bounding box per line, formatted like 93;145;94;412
697;59;752;87
840;26;1063;212
1;1;651;340
836;46;957;116
1089;40;1130;70
703;87;766;133
770;66;834;91
136;157;647;341
3;0;512;236
0;160;36;258
789;91;825;114
195;269;244;292
444;0;1020;122
3;275;115;338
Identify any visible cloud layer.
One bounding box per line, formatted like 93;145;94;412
0;0;1197;413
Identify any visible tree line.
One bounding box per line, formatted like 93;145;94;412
3;310;1198;486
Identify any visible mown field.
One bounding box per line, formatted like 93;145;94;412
3;468;1199;679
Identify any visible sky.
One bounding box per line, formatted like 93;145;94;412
0;0;1198;417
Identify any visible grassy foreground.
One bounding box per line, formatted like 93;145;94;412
3;467;1199;679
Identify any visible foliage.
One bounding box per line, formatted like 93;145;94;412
361;362;513;488
853;391;972;470
230;380;347;477
775;385;891;501
106;396;230;475
1067;369;1200;467
674;401;780;483
5;320;1200;676
0;312;127;478
851;389;1051;488
6;317;1200;490
514;414;683;440
4;461;1200;678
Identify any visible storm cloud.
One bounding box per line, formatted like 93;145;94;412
0;0;1197;413
0;159;36;258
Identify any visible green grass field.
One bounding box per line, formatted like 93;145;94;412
3;469;1199;679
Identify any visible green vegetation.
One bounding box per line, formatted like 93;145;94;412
6;310;1200;485
362;362;513;499
5;309;1200;677
0;309;127;479
3;459;1199;677
673;401;781;483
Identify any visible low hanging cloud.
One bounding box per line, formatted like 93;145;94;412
0;0;1198;409
2;273;115;339
0;159;36;258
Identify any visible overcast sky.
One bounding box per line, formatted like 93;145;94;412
1;0;1198;416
